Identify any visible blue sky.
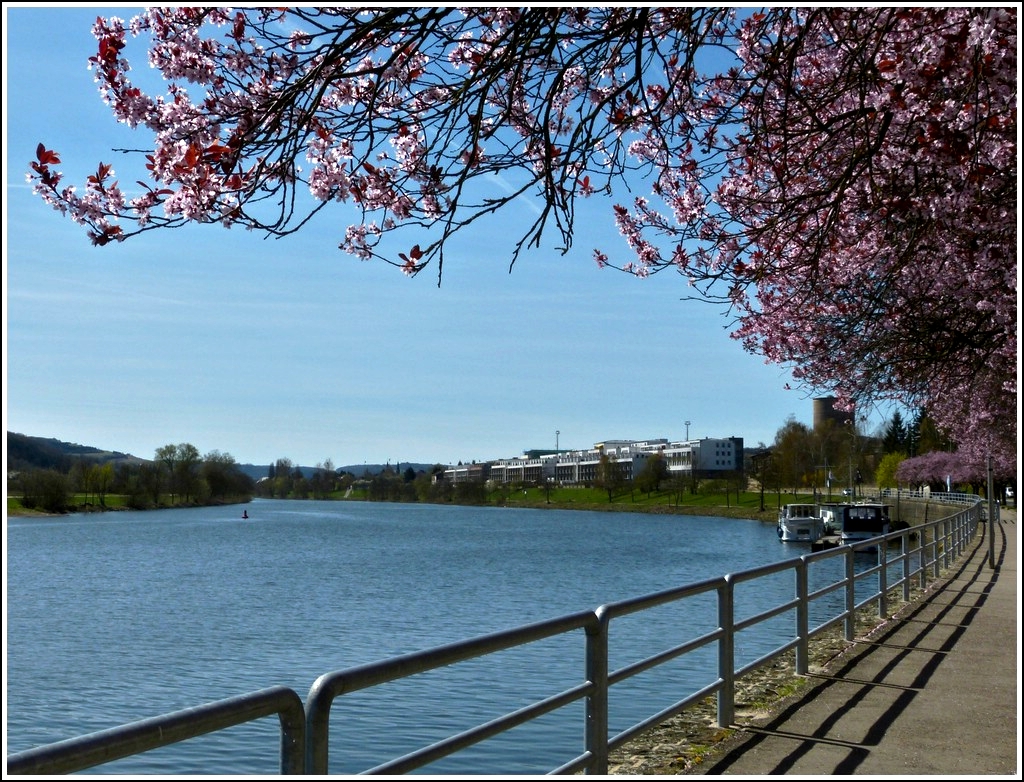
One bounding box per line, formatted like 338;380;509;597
3;5;888;469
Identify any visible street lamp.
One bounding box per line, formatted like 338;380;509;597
751;450;769;512
685;420;691;440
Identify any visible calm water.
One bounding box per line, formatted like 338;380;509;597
6;499;876;774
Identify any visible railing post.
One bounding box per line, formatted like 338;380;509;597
305;677;334;775
918;525;929;590
717;577;735;727
795;558;809;675
943;518;951;569
950;509;958;560
278;696;307;775
877;540;888;619
902;529;911;603
585;608;610;775
844;548;856;640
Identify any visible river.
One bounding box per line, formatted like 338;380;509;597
6;498;872;775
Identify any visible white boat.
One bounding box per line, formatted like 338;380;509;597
819;503;848;535
777;503;825;542
839;503;891;547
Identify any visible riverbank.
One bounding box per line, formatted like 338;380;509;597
684;508;1016;776
606;607;884;774
5;495;252;517
7;491;782;524
506;498;779;524
606;504;1014;775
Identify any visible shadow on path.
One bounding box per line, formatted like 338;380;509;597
695;520;1011;775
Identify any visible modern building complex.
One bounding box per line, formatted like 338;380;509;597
444;436;744;486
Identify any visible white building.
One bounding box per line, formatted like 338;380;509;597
476;436;743;486
661;437;744;478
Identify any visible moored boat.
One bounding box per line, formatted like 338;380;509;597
838;503;891;548
777;503;825;542
818;503;848;535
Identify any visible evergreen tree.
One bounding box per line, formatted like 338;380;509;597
882;411;908;454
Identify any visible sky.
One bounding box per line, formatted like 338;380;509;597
3;5;891;470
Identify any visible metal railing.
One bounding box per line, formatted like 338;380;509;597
6;499;981;776
5;686;306;775
879;488;982;506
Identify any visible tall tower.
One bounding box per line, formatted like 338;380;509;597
813;396;853;430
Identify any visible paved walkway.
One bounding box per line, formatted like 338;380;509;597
687;508;1019;777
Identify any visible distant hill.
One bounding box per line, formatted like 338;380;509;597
6;432;150;473
6;432;442;479
236;462;441;480
339;462;440;477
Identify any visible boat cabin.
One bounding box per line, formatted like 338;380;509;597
839;503;891;542
777;503;825;542
818;503;848;535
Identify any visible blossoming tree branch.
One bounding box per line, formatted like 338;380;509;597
27;7;1016;472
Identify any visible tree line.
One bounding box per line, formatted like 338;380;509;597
14;405;1011;517
12;443;255;514
253;407;982;511
751;408;1013;508
252;458;471;504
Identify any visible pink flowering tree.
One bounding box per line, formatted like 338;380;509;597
27;7;1016;470
896;450;958;490
897;448;1003;495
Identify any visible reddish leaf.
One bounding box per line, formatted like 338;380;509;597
87;162;113;185
205;143;232;162
89;225;123;246
36;143;61;166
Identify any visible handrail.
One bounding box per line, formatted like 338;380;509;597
304;610;599;774
6;498;981;776
879;488;980;505
5;685;306;775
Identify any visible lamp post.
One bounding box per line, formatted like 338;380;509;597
751;450;768;512
824;459;831;503
685;420;691;440
548;431;560;503
846;417;858;501
987;454;996;569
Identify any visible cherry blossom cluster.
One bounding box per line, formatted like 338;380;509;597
26;7;1015;472
611;7;1016;470
896;447;1013;489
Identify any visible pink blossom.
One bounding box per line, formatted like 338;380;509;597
25;7;1015;471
